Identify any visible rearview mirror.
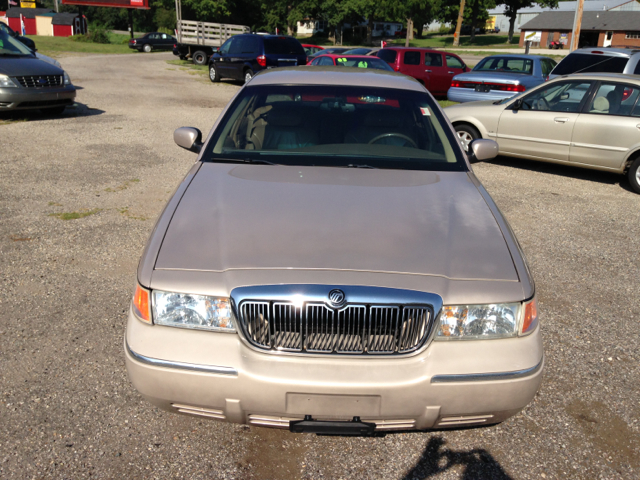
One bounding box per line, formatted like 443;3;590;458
511;98;523;111
174;127;203;154
470;139;499;161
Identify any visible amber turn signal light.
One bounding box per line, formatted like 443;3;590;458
521;298;538;335
132;284;151;323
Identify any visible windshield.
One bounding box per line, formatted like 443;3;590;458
334;57;393;71
473;57;533;74
0;28;33;56
551;53;628;75
205;85;465;171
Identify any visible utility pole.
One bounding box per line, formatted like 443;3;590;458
405;18;412;47
570;0;585;51
54;0;59;13
453;0;466;47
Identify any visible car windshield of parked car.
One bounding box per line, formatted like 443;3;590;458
207;85;464;171
334;57;393;71
343;48;372;55
263;37;305;55
474;57;533;74
551;53;629;75
0;29;33;56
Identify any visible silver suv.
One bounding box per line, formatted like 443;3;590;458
549;47;640;80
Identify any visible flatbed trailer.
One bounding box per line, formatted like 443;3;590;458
174;0;250;65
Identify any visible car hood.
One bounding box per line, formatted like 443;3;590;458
0;56;64;76
155;163;518;281
453;71;530;84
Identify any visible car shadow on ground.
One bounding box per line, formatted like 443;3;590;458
402;437;513;480
0;100;105;124
480;155;634;193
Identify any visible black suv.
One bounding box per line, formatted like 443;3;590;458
0;22;36;51
208;35;306;84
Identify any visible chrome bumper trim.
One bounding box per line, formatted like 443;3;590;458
126;341;238;376
431;357;543;383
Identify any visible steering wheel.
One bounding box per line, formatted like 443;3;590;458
534;97;550;111
368;133;418;148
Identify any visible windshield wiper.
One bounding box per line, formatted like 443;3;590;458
211;157;280;166
346;164;378;169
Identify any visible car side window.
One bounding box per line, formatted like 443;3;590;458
219;38;234;55
404;51;421;65
587;82;640;116
540;59;556;76
445;55;464;69
424;53;442;67
520;81;592;112
318;56;334;66
635;60;640;75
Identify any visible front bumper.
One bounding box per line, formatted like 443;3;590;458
0;85;76;111
447;87;515;104
125;309;544;431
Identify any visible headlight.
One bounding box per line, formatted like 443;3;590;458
63;71;72;85
152;290;236;332
435;298;538;340
0;74;18;88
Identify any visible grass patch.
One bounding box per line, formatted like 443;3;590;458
118;207;148;221
391;35;518;49
27;35;134;56
104;179;139;193
49;209;100;221
167;60;208;78
438;100;458;108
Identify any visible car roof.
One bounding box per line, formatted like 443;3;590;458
479;54;548;59
301;44;323;48
251;66;423;91
572;47;640;57
558;72;640;83
383;46;441;52
318;54;383;59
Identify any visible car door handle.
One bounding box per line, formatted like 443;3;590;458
448;71;455;74
554;117;569;123
425;69;432;73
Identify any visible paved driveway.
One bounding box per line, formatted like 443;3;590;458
0;52;638;479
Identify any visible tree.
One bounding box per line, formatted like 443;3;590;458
382;0;441;46
503;0;558;43
437;0;494;42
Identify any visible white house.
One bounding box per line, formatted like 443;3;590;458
296;18;403;37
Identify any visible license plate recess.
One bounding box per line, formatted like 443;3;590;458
289;416;376;436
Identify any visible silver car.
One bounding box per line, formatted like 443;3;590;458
0;30;75;115
445;73;640;193
125;67;542;435
447;55;557;103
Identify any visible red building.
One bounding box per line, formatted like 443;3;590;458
52;12;86;37
6;8;52;35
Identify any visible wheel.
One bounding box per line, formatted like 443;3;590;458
209;64;220;83
548;45;553;49
42;106;66;115
192;50;207;65
244;69;254;84
627;157;640;194
142;44;152;53
560;44;564;49
455;124;480;153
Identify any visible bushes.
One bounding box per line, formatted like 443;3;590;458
71;27;111;44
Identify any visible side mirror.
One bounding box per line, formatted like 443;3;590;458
469;139;499;161
174;127;203;154
511;98;523;111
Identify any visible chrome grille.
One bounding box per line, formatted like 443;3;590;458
239;301;432;355
15;75;63;88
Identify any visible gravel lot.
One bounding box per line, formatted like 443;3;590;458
1;52;638;480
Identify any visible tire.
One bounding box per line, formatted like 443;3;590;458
244;69;254;84
454;124;481;154
42;106;66;115
209;64;220;83
627;157;640;194
142;44;152;53
192;50;207;65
